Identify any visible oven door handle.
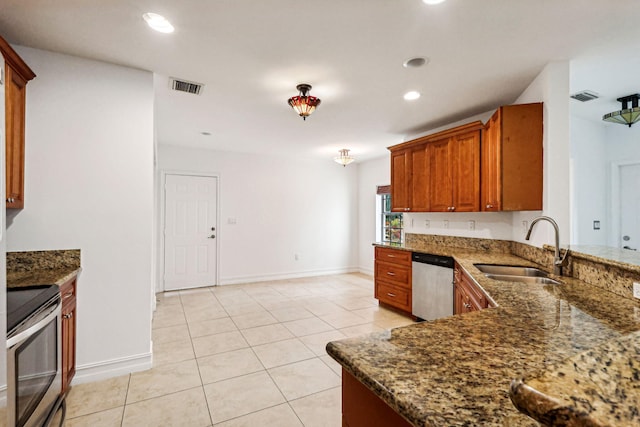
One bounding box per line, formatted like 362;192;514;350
7;303;61;349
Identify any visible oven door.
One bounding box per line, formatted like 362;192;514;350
7;301;62;427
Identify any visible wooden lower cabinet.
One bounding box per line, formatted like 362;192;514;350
374;247;412;315
60;277;77;394
454;263;491;314
342;369;412;427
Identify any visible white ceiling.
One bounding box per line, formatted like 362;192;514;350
1;0;639;162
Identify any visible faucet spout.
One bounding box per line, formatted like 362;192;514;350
525;216;567;276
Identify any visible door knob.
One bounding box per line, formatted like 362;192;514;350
208;234;216;239
211;227;216;231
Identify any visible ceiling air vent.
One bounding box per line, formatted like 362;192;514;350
570;90;599;102
169;77;204;95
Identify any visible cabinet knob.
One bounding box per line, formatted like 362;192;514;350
63;313;73;319
486;204;493;209
463;303;472;309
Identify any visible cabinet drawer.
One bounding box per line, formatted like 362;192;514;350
375;262;410;288
376;282;410;312
375;247;411;266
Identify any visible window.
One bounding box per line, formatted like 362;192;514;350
377;186;403;244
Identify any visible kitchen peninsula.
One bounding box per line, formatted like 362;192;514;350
327;235;640;426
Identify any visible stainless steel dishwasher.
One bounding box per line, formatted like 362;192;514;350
412;252;454;321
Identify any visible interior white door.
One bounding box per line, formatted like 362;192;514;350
620;164;640;251
164;174;218;290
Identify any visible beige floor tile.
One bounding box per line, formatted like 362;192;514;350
252;338;316;369
204;371;285;424
269;358;341;401
66;375;130;418
331;296;378;311
231;310;278;329
319;355;343;376
188;317;238;338
152;307;187;329
222;302;264;316
374;315;415;329
240;323;294;346
318;310;369;329
299;330;347;356
192;330;249;358
282;317;334;337
65;407;124;427
152;337;195;366
289;386;342;427
268;306;315;322
122;387;211;427
155;291;182;306
213;403;302;427
339;323;384;337
126;359;202;404
303;301;345;317
197;348;264;384
152;323;191;344
184;306;229;323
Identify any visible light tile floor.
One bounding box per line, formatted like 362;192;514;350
63;273;415;426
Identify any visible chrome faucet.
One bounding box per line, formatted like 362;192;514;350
525;216;568;276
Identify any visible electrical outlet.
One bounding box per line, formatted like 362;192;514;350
633;282;640;299
443;220;449;229
522;220;528;233
468;220;475;230
425;220;430;229
228;217;237;225
593;220;601;230
294;253;300;261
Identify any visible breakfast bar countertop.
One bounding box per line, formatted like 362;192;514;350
7;249;81;288
326;241;640;426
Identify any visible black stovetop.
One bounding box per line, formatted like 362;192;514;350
7;285;59;336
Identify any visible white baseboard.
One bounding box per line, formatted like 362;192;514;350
220;266;359;286
358;266;374;276
0;384;6;408
71;351;152;386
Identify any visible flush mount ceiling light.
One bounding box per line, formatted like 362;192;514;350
403;57;430;68
404;91;421;101
142;12;174;33
602;94;640;127
288;84;321;120
334;149;355;167
422;0;447;4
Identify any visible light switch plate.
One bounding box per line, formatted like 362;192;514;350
633;282;640;299
468;220;475;230
425;220;430;229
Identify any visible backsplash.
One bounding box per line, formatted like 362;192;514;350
405;233;512;253
7;249;81;272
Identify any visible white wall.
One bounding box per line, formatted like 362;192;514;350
157;146;359;287
357;156;389;275
570;115;608;245
7;47;155;382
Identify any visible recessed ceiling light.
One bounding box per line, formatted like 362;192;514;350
403;57;430;68
422;0;446;5
404;91;421;101
142;12;174;33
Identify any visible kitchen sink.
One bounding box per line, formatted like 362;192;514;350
474;264;550;278
483;274;562;285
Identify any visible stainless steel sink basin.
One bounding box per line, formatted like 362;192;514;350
474;264;550;278
484;274;562;285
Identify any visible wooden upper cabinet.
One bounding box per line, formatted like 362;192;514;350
391;149;411;212
481;103;543;211
390;145;430;212
428;138;452;212
452;130;481;212
1;35;36;209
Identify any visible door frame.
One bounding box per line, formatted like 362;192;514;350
158;170;221;292
610;161;640;248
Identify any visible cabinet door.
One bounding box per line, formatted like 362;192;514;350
5;65;27;209
410;145;430;211
428;138;452;212
61;298;77;394
452;131;480;212
481;109;501;211
390;149;411;212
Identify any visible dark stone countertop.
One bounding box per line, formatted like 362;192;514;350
326;242;640;426
7;249;81;288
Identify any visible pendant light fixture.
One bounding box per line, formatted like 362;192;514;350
334;149;355;167
288;84;321;120
603;94;640;127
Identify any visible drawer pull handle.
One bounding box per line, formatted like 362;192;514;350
63;292;74;299
387;272;395;276
387;254;396;258
387;293;396;297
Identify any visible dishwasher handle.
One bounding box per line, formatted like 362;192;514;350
411;252;454;269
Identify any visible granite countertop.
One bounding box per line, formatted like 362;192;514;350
7;249;81;288
326;242;640;426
